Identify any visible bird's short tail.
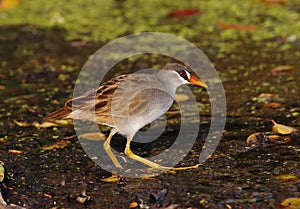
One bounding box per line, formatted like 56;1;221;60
44;108;71;121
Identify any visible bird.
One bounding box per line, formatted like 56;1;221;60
45;63;207;171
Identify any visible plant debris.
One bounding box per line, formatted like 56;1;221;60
271;120;297;135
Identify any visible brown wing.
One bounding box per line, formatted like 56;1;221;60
45;74;129;123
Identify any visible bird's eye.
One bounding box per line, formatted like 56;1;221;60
179;70;187;77
178;70;189;81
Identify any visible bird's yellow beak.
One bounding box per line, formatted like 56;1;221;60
190;74;207;89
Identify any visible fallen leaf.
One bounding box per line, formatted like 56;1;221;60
217;22;258;31
100;174;119;183
225;204;232;209
275;174;299;183
270;65;294;76
32;121;63;128
8;149;22;154
258;93;275;101
76;195;92;204
43;193;53;198
268;135;291;144
14;120;31;127
272;120;297;135
246;132;269;146
129;202;138;208
42;140;71;151
280;197;300;209
15;119;71;128
168;9;200;18
78;132;106;140
262;102;284;108
0;85;5;90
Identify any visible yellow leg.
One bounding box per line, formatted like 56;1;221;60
103;129;122;169
124;138;200;171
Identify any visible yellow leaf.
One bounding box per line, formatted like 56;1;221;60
275;174;299;182
280;198;300;209
100;174;119;182
53;119;72;125
15;119;71;128
42;140;70;151
8;149;22;154
268;135;291;144
14;120;31;127
272;120;297;135
78;132;105;140
33;121;60;128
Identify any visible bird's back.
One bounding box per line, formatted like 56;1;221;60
45;72;174;128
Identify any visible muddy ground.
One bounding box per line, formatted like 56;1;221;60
0;25;299;209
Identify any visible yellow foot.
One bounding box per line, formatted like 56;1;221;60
170;163;200;171
125;147;200;173
155;163;200;174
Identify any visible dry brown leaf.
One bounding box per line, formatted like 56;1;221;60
262;102;283;108
246;132;267;146
272;120;297;135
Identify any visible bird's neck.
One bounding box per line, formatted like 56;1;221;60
156;70;183;96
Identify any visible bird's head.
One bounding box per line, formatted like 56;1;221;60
163;63;207;89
